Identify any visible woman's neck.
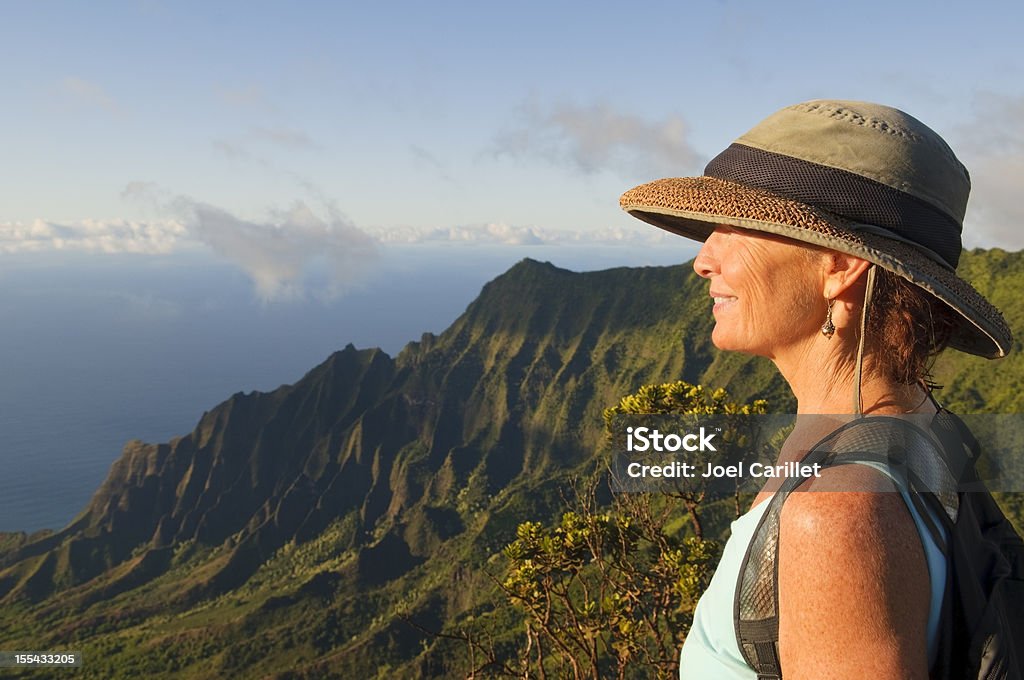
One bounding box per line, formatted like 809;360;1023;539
773;344;933;416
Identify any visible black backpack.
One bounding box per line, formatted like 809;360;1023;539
734;411;1024;680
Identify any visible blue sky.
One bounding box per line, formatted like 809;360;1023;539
1;0;1023;297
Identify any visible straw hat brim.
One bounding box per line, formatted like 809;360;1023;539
621;176;1012;359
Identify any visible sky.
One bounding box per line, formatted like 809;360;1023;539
1;0;1023;302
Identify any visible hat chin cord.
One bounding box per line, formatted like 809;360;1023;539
853;265;877;417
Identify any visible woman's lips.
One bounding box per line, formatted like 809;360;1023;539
711;294;736;312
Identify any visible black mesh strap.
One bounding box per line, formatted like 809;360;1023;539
734;416;965;679
704;143;963;269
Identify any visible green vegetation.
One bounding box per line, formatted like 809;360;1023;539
494;382;758;679
0;252;1021;678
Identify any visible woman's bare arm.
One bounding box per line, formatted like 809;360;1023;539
777;466;931;679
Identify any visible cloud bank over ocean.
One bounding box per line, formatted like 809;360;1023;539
367;222;674;246
0;199;674;301
0;215;673;252
0;218;189;255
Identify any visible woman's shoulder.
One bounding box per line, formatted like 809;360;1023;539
779;462;928;589
780;468;922;558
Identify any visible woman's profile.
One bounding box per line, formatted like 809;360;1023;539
620;100;1016;679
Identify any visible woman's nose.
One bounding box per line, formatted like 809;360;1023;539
693;231;721;279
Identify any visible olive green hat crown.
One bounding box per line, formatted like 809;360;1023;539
620;99;1011;358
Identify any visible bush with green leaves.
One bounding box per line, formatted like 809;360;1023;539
498;381;765;679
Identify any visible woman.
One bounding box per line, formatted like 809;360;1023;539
619;100;1013;678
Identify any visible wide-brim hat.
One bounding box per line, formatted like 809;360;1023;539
620;100;1012;359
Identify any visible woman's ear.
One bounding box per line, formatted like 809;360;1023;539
822;252;872;299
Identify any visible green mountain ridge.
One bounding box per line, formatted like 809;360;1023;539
1;252;1022;678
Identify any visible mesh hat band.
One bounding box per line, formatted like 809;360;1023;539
705;144;964;269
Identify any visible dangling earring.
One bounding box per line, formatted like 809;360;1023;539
821;298;836;339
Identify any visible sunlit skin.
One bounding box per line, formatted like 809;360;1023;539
693;225;824;360
693;225;933;679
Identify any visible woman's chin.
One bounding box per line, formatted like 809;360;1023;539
710;329;762;356
710;332;742;353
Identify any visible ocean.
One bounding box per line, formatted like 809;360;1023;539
0;243;694;532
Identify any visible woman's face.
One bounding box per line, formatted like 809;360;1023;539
693;226;825;358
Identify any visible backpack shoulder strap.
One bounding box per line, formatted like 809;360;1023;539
733;488;786;680
733;417;949;679
733;431;844;679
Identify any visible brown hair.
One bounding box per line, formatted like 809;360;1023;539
867;268;958;385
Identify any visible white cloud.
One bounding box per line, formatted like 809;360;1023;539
493;101;702;177
1;213;671;259
168;197;377;300
6;187;379;301
369;222;674;246
956;94;1024;250
3;191;673;301
0;218;186;254
966;154;1024;249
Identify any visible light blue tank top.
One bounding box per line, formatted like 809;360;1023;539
678;485;947;679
